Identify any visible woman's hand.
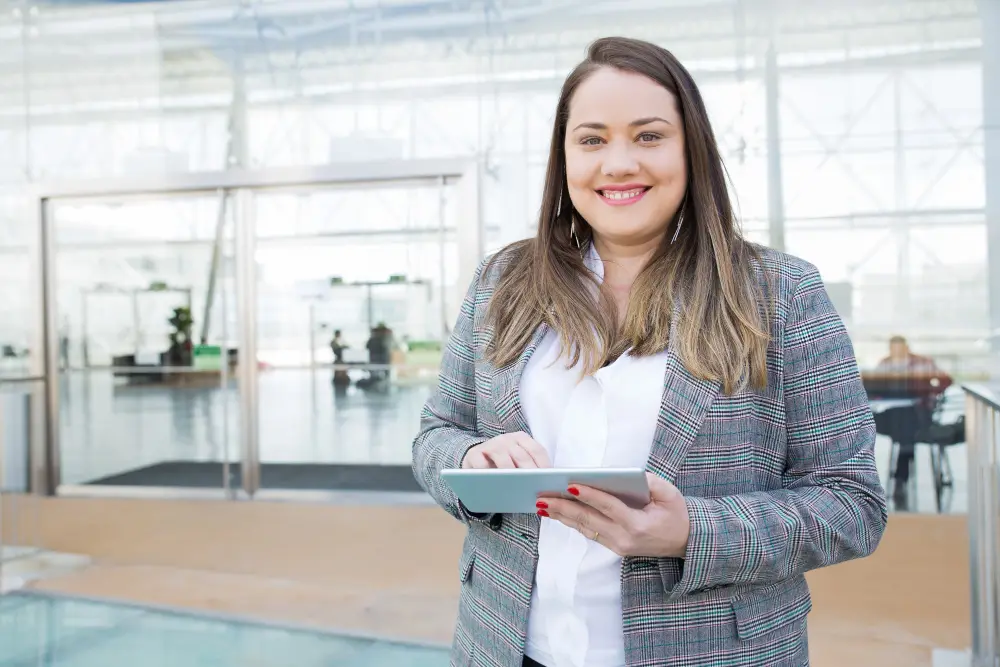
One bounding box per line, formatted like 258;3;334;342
538;472;690;558
462;431;552;469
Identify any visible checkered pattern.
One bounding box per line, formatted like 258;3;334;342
412;246;888;667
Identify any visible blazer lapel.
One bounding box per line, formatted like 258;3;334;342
491;324;549;435
487;306;719;483
646;310;722;484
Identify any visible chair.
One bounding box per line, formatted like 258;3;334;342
883;393;964;512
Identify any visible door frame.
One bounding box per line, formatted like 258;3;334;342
28;158;481;499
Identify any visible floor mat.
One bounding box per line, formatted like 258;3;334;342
84;461;422;492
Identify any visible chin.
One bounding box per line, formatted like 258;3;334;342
590;223;663;244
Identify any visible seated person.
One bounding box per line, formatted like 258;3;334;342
867;336;952;508
869;335;951;394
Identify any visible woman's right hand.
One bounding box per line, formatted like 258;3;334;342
461;432;551;469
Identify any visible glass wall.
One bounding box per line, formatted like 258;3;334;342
0;0;987;512
50;192;241;491
33;164;469;498
251;180;460;492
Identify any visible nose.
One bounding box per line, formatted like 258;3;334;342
601;141;639;178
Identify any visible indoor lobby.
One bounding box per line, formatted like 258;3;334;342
1;0;999;665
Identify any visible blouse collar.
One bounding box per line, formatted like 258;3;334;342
584;242;604;283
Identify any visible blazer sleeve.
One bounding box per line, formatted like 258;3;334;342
670;264;888;597
411;260;491;524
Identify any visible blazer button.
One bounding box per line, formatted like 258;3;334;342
488;514;503;530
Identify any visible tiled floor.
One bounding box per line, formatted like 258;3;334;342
0;592;449;666
3;497;974;667
54;370;967;513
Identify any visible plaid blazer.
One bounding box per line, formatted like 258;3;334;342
412;245;888;667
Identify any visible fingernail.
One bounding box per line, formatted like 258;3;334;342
537;509;549;517
535;501;548;509
567;487;580;496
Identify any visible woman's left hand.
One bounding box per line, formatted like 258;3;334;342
538;472;690;558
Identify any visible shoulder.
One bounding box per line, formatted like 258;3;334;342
474;239;532;290
746;243;824;302
746;244;840;338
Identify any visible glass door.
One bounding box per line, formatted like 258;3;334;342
48;190;242;497
34;159;480;501
249;179;460;497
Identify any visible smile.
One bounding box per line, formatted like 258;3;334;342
597;187;650;206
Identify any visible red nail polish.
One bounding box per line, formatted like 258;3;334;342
567;487;580;496
537;509;549;517
535;501;548;509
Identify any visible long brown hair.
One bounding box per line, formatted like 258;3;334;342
485;36;770;395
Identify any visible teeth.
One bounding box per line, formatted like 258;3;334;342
602;189;645;200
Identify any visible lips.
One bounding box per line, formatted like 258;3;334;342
597;186;651;206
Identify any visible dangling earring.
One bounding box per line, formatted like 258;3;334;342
671;197;687;244
670;211;684;244
570;219;582;249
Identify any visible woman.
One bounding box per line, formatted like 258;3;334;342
412;36;887;667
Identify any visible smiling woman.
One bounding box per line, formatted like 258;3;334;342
484;40;770;391
412;36;887;667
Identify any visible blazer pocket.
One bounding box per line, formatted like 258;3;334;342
731;578;812;641
459;544;476;583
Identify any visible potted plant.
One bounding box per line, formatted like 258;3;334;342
166;306;194;366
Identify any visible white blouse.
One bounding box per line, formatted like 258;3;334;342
521;246;670;667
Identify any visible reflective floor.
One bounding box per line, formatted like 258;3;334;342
0;593;449;666
58;369;430;485
50;369;969;513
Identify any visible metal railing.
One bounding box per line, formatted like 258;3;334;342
0;377;45;597
965;383;1000;666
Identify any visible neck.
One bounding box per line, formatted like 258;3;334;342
593;234;662;289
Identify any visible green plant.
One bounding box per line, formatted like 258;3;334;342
167;306;194;366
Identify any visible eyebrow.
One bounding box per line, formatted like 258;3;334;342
571;116;672;132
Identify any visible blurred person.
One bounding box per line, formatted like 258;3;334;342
330;329;350;386
364;323;394;384
330;329;348;365
875;335;943;377
870;335;953;509
412;37;886;667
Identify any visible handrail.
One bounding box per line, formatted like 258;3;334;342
963;383;1000;666
0;377;43;385
965;383;1000;413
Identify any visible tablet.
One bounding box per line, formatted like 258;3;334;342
440;467;650;514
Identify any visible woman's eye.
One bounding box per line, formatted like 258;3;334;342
580;136;604;146
637;132;661;143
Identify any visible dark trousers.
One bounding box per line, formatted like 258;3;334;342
874;405;922;483
523;658;546;667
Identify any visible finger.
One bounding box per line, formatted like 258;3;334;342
462;450;492;469
567;484;633;522
506;445;538;469
542;498;614;537
544;499;595;535
512;433;551;468
646;472;680;503
484;449;516;469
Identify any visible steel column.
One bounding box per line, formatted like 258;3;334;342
982;0;1000;356
764;38;786;253
234;188;259;498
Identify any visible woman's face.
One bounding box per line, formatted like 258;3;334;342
564;67;687;249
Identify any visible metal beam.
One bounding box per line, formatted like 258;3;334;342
199;56;246;345
4;0;978;59
764;35;786;252
982;0;1000;353
0;44;981;128
34;158;472;200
